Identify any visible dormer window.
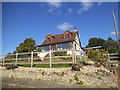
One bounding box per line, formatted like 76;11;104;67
64;30;71;39
65;34;70;38
48;37;51;41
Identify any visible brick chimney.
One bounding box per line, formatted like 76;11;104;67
74;27;78;31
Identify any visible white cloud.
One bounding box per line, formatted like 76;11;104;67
57;22;73;31
47;1;62;8
110;31;116;35
77;0;93;14
48;8;54;12
68;8;72;13
48;2;61;7
46;1;62;14
97;2;102;6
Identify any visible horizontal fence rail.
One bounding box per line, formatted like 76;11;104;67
0;49;83;67
0;51;119;68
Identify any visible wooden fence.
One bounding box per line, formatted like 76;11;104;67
0;49;84;68
0;51;120;89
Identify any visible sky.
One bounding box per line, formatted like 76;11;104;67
2;2;119;55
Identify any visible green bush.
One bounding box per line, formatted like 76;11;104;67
87;49;107;62
53;51;67;56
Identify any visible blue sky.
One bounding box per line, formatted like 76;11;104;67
2;2;118;55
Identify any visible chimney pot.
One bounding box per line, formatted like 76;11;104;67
74;27;77;31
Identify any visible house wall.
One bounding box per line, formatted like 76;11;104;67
74;34;82;50
72;34;83;56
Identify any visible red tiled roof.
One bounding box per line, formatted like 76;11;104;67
38;31;78;47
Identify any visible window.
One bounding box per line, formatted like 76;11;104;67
58;42;70;50
48;37;51;41
65;34;70;38
40;46;49;51
52;45;56;50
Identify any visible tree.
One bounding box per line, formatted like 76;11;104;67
16;38;36;53
103;38;119;53
107;37;114;41
86;38;105;47
35;47;41;52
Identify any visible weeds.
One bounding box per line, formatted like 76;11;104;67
74;75;79;81
76;81;84;87
61;72;65;76
41;71;45;75
69;79;72;83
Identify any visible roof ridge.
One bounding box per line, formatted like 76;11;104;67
51;31;77;36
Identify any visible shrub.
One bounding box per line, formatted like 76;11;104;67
53;51;67;56
87;49;107;62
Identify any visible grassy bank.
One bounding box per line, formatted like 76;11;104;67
18;64;72;68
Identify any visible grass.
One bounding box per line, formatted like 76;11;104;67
18;64;72;68
36;59;72;63
4;59;73;68
79;61;88;66
4;59;72;63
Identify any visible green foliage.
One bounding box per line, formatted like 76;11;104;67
53;51;67;56
107;37;114;41
76;81;84;87
87;37;105;47
103;38;119;53
36;47;41;52
16;38;36;53
74;75;79;81
4;53;15;60
87;49;107;62
61;72;65;76
79;61;87;66
86;37;119;53
41;71;45;75
18;64;72;68
69;79;72;83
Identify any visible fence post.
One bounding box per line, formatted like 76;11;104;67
3;57;4;66
74;50;76;63
31;51;33;68
15;53;18;65
73;42;76;64
72;48;75;64
49;50;52;68
108;53;110;61
79;50;82;62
